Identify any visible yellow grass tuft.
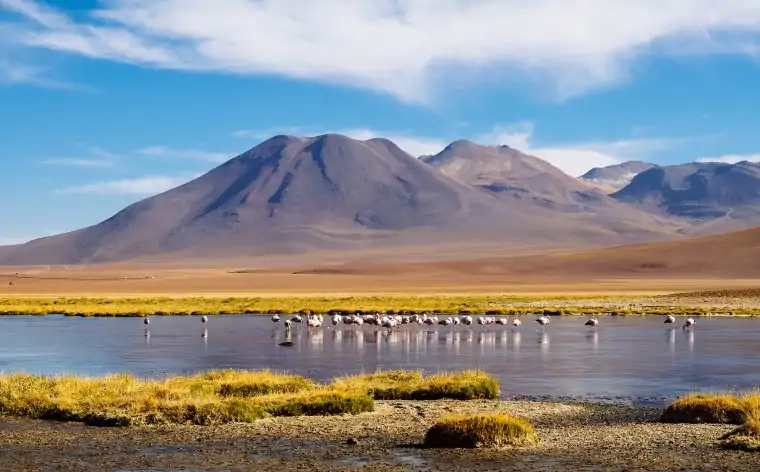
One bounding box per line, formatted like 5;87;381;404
0;368;499;426
330;369;500;400
423;413;538;448
661;392;760;424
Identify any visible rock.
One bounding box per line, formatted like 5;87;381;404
346;438;359;445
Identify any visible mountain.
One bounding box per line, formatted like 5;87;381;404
422;140;682;238
579;161;659;190
0;134;656;266
611;161;760;234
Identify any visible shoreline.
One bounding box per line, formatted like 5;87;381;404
2;293;760;317
1;399;756;471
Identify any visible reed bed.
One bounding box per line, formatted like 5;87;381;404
0;368;498;426
1;295;756;317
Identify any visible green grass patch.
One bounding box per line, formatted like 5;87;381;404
661;393;760;424
423;413;538;448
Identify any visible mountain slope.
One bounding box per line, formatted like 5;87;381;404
422;140;683;239
611;161;760;234
0;134;653;265
580;161;659;190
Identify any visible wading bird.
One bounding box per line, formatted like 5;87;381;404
535;316;550;326
271;314;280;323
284;319;292;330
585;317;599;327
512;319;522;327
664;315;675;324
143;317;150;325
201;315;208;323
682;317;695;330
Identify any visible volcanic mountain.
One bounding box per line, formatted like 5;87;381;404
580;161;659;191
0;134;666;265
611;161;760;234
422;140;681;238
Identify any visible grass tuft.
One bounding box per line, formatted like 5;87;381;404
423;413;538;448
0;368;496;426
661;393;760;424
330;369;500;400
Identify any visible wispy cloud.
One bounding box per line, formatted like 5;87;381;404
55;175;196;196
697;153;760;164
41;158;115;167
136;146;232;163
3;0;760;101
39;147;121;168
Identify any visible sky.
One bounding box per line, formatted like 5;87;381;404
2;0;760;245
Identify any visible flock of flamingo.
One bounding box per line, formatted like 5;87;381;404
140;312;697;335
262;312;697;330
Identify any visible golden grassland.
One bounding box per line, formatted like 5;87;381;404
2;294;759;317
423;413;539;448
0;369;498;427
662;392;760;451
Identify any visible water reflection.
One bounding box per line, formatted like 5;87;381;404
0;315;758;401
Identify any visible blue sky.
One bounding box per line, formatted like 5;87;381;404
2;0;760;245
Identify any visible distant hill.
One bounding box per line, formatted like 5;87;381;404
580;161;659;190
422;141;681;239
611;161;760;234
0;134;665;265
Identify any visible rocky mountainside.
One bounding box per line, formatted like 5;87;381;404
580;161;659;190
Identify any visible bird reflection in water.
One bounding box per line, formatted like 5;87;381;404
687;330;695;351
538;332;550;357
512;331;521;352
668;328;676;355
307;329;323;348
586;330;599;352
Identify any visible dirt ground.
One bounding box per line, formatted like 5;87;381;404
1;400;756;472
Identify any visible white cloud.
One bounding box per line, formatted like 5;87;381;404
136;145;231;163
697;153;760;164
3;0;760;101
55;175;194;196
41;158;115;167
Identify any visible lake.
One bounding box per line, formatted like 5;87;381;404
1;314;758;404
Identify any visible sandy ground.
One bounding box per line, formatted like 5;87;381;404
1;400;755;472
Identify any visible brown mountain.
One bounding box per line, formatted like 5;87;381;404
422;140;683;239
611;161;760;235
0;134;661;265
579;161;659;190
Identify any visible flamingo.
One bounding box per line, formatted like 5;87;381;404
143;317;150;325
462;316;473;326
496;317;508;325
291;315;303;323
682;317;695;330
585;317;599;327
331;315;341;327
271;314;280;323
201;315;208;323
284;319;292;330
512;318;522;327
535;316;550;327
664;315;675;324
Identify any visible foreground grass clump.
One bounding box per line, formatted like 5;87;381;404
721;417;760;452
331;369;499;400
0;370;370;426
423;413;538;448
0;368;498;426
661;393;760;424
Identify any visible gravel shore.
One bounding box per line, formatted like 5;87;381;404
1;400;756;471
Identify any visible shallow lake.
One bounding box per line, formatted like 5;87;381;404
0;314;758;404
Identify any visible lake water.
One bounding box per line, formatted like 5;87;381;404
0;314;758;404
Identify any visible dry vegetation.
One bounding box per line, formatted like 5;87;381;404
661;392;760;424
423;412;539;448
0;369;498;427
662;392;760;452
2;294;759;317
